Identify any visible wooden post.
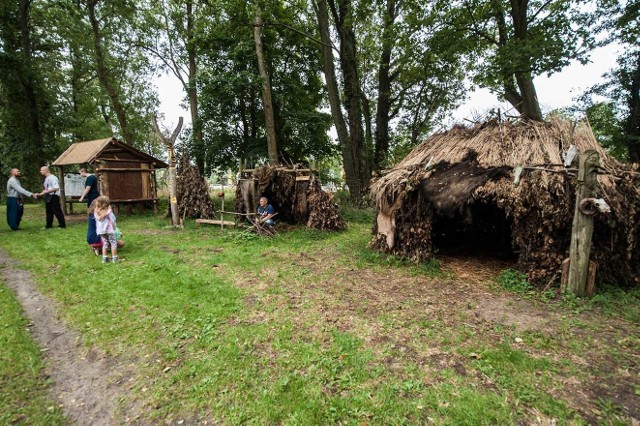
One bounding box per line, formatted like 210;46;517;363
153;116;183;226
151;169;158;213
57;166;67;215
567;150;600;297
221;180;225;231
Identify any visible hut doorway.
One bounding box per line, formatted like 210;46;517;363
431;200;516;260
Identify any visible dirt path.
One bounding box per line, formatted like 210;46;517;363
0;249;137;425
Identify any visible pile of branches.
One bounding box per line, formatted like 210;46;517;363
169;156;215;220
235;166;346;231
306;179;347;231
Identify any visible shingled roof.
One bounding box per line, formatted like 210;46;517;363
52;137;168;168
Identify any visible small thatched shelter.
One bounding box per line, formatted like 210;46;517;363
370;119;640;285
236;166;346;231
53;137;167;213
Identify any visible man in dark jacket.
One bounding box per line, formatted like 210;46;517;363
6;168;36;230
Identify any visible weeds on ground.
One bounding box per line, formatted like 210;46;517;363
496;269;532;293
562;285;640;324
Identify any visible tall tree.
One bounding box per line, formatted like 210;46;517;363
363;0;467;169
144;0;207;171
253;5;279;165
0;0;50;172
196;0;333;172
314;0;371;198
581;0;639;160
442;0;596;121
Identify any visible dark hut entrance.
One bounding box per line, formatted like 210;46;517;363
431;200;516;260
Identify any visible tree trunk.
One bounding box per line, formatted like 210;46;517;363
186;0;205;173
327;0;370;198
314;0;359;195
509;0;543;121
374;0;397;170
491;0;524;115
253;7;279;166
18;0;45;165
87;0;135;145
626;53;640;161
362;94;373;155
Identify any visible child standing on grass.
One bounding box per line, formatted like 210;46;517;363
94;195;118;263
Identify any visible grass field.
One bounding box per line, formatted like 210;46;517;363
0;201;638;424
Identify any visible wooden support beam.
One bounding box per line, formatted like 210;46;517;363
195;219;236;227
567;150;600;297
95;167;154;172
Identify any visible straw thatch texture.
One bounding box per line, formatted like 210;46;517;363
370;119;640;286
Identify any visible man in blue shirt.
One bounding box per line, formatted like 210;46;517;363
78;167;100;207
257;196;275;226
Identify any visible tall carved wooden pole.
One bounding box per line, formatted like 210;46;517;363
153;116;183;226
567;150;600;297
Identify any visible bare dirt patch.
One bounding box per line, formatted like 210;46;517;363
249;247;640;422
0;249;141;425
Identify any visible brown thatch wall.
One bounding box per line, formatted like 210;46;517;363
370;119;640;286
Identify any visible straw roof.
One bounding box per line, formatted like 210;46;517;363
369;118;640;285
53;137;168;168
371;119;620;213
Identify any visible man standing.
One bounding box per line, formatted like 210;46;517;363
38;166;66;228
78;167;100;207
6;168;37;230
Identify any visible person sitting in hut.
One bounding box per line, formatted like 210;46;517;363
256;196;276;226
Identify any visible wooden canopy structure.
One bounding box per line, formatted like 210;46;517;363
52;137;168;214
370;119;640;286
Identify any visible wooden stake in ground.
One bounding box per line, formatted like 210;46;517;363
567;150;599;297
153;116;183;227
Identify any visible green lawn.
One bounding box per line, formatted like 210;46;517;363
0;202;638;424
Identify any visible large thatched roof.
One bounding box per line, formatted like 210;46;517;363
371;119;621;214
369;119;639;286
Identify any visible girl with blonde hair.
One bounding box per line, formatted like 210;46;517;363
93;195;119;263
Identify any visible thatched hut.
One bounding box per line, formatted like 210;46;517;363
236;166;346;231
370;119;640;285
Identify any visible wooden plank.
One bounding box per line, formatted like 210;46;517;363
109;198;158;202
296;176;311;181
586;261;597;298
560;258;570;294
195;219;236;227
96;167;154;172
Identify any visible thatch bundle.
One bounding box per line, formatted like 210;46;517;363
370;119;640;285
169;156;216;220
235;166;346;231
